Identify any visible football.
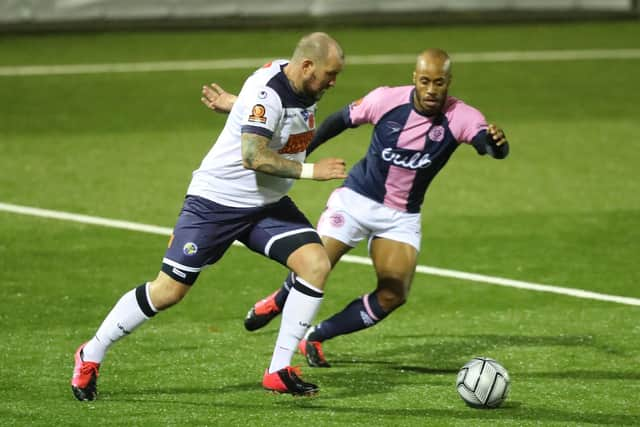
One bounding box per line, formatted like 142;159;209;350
456;357;510;409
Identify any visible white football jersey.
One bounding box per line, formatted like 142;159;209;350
187;60;317;207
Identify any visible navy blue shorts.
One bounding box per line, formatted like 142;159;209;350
161;195;321;285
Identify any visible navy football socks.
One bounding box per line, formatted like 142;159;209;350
308;292;388;342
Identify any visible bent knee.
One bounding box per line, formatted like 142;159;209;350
376;278;410;311
288;244;331;286
301;252;332;283
149;273;191;310
377;290;408;311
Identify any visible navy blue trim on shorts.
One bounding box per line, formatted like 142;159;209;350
161;263;200;286
267;230;322;265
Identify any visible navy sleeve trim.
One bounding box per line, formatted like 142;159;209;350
241;125;274;140
471;130;509;159
341;105;356;128
306;107;350;156
470;130;488;155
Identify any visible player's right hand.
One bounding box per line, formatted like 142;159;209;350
312;157;348;181
201;83;236;114
487;123;508;146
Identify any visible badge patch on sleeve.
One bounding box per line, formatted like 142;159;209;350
248;104;267;123
349;98;363;110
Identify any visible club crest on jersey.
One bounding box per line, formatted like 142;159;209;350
300;110;315;128
428;125;445;142
183;242;198;256
248;104;267;123
329;213;345;227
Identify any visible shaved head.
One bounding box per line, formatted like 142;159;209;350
291;32;344;66
416;48;451;76
286;32;344;102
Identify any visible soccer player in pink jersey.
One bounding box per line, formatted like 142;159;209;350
205;48;509;368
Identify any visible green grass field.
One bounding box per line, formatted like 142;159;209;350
1;21;640;426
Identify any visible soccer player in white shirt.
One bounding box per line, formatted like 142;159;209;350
71;32;346;400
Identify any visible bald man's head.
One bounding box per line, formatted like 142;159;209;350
416;48;452;77
291;32;344;66
412;48;453;115
286;32;344;102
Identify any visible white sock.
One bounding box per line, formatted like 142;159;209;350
82;283;158;363
268;278;323;373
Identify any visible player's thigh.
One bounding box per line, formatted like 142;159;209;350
370;237;418;291
241;196;329;284
162;195;253;286
317;188;370;249
321;235;353;267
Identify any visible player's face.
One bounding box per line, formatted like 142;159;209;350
412;58;451;116
302;51;343;101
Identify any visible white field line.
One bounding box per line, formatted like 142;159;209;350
2;201;639;307
1;48;640;77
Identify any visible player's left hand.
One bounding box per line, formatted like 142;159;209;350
312;157;348;181
487;124;508;146
201;83;236;114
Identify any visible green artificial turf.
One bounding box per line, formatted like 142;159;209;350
1;20;639;426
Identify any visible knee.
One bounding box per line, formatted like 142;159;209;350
149;274;191;310
290;246;332;286
306;252;332;284
376;279;410;311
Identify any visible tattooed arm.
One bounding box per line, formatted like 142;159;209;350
241;132;347;180
241;132;303;178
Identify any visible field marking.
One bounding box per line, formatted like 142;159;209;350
1;48;640;76
2;201;639;307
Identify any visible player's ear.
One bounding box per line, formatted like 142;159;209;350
412;71;416;84
301;59;315;76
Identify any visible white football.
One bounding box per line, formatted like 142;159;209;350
456;357;510;409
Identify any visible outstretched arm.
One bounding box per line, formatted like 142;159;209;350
306;108;351;157
201;83;237;113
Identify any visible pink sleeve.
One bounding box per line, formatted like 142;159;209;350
347;86;390;126
446;99;488;143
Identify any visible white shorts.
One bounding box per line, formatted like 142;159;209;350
316;187;422;252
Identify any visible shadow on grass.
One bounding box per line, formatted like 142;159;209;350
376;332;599;356
104;394;639;426
329;332;621;367
281;402;639;426
105;332;637;425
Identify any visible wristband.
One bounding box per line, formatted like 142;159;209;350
300;163;315;179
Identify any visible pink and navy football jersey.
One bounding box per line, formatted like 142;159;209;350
343;86;488;213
